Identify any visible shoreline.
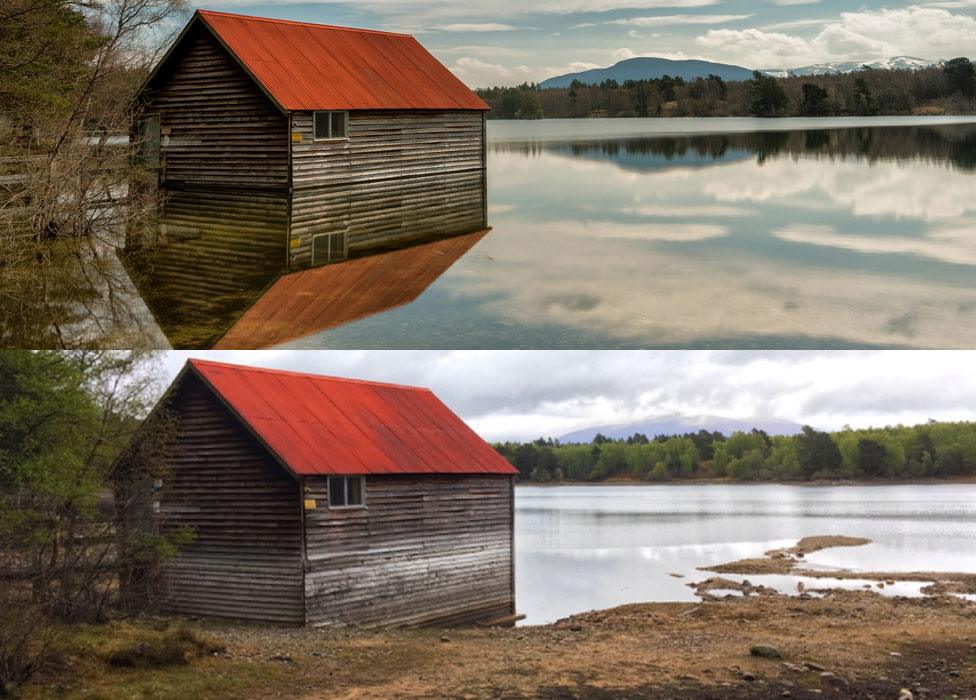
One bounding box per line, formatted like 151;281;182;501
29;593;976;699
23;535;976;698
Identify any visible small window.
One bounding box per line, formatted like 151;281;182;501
314;111;348;140
328;476;365;508
312;231;347;265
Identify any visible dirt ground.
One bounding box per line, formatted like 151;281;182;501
22;592;975;699
23;536;976;699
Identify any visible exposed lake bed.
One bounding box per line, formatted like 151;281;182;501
34;571;976;698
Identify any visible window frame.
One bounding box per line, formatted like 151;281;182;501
313;110;349;141
311;230;347;266
327;476;366;509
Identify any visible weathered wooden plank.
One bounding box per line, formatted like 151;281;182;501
301;474;514;627
287;110;486;268
141;23;289;190
156;372;304;624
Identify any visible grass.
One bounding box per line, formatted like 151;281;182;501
18;621;267;700
100;625;226;668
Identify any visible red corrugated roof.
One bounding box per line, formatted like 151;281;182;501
186;359;516;477
194;10;489;111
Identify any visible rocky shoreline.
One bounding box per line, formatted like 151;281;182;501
26;537;976;699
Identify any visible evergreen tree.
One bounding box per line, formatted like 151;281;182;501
749;71;788;117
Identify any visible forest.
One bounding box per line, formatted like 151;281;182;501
494;421;976;483
477;58;976;119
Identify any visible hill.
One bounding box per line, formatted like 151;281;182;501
559;415;805;443
539;57;754;89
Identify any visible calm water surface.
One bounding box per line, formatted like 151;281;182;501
515;483;976;624
291;116;976;349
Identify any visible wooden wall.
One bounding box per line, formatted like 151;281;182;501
157;373;304;623
142;23;289;190
287;111;487;268
302;474;514;627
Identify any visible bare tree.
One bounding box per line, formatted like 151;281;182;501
0;0;186;349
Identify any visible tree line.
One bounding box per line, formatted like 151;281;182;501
494;421;976;483
477;58;976;119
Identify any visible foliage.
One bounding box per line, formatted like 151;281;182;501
0;0;187;349
944;58;976;98
799;83;830;116
0;351;184;690
477;61;976;119
495;420;976;483
749;71;788;117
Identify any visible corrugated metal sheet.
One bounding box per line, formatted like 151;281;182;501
187;359;517;476
196;10;489;111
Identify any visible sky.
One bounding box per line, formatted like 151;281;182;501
182;0;976;86
157;351;976;442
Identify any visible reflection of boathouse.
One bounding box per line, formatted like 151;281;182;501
132;9;488;269
125;187;487;348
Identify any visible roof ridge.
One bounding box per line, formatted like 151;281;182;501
187;358;433;393
196;9;414;38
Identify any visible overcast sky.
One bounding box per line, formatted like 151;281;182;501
157;351;976;442
184;0;976;86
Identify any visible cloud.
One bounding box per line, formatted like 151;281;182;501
424;22;517;32
450;57;600;86
158;351;976;441
432;45;528;58
696;5;976;68
534;0;719;11
773;223;976;267
583;13;752;28
611;47;699;62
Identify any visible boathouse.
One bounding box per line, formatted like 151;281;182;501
134;10;489;268
133;359;517;626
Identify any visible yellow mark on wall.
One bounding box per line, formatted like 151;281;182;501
304;499;317;510
290;237;302;249
291;132;303;142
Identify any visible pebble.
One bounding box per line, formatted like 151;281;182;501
804;661;827;672
569;624;583;632
741;672;756;682
440;636;450;643
898;690;914;700
751;644;783;659
819;671;849;687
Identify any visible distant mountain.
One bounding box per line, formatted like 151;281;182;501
762;56;938;78
539;57;755;89
559;415;806;443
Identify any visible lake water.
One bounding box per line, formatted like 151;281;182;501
515;483;976;624
290;116;976;350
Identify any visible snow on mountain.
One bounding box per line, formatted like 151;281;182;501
763;56;938;78
559;415;805;443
